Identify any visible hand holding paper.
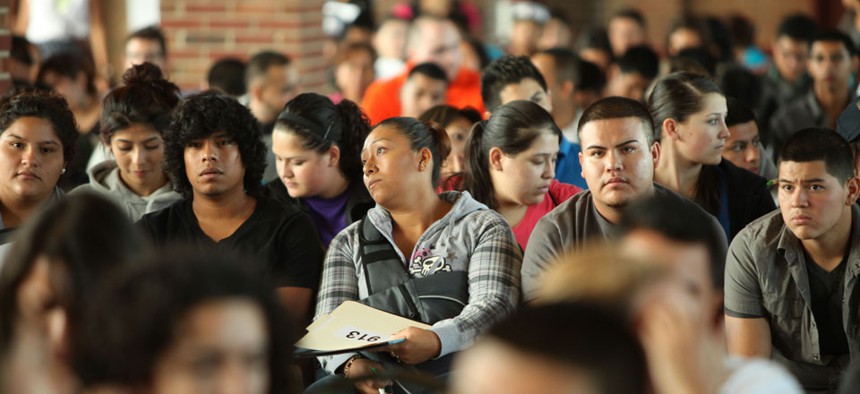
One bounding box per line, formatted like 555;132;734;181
294;301;430;358
378;326;441;365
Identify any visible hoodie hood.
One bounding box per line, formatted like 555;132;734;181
74;160;183;221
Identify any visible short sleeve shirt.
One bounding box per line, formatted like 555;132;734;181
137;196;325;289
724;206;860;391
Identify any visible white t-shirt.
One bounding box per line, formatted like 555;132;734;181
25;0;90;43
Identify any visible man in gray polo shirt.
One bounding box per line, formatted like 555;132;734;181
521;96;726;301
725;128;860;393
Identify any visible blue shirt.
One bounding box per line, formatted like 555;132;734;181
555;137;587;189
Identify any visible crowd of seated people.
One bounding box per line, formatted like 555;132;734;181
7;1;860;393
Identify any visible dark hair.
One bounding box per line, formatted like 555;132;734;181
245;51;290;86
0;89;78;165
534;47;581;84
10;35;33;65
725;97;757;129
667;55;710;77
333;42;377;67
374;117;451;186
811;30;856;57
163;91;266;199
728;15;755;47
666;16;710;54
620;195;726;288
647;72;723;214
611;8;646;30
464;36;491;70
616;45;659;80
206;57;247;97
36;53;97;96
418;105;482;128
487;303;647;394
408;62;449;83
578;59;607;93
126;26;168;58
101;62;180;145
578;26;613;55
648;71;722;137
777;14;818;42
704;17;733;63
71;249;295;394
779;128;855;183
275;93;371;182
0;193;142;352
719;66;761;110
674;47;717;77
578;96;655;145
464;100;560;209
481;55;548;112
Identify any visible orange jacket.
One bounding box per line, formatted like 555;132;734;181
361;65;485;125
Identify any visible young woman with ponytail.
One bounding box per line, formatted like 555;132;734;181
462;100;581;250
267;93;374;247
72;62;182;221
308;117;521;394
648;72;774;241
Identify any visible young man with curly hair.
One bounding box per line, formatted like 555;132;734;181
137;91;324;322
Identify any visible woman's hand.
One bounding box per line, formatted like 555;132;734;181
385;326;442;365
346;358;390;394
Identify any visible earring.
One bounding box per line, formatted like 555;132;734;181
61;168;66;175
419;162;426;171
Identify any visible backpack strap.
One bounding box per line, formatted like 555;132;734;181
357;216;410;295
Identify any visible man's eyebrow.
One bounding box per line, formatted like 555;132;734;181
778;178;826;184
615;139;639;148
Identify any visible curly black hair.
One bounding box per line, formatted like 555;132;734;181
163;91;266;199
0;89;79;166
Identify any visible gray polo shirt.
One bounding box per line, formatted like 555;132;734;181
725;206;860;392
521;183;726;301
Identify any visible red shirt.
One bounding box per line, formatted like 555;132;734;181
361;65;485;125
512;180;581;250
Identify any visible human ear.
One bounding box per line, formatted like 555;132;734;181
651;141;662;168
328;145;341;167
662;118;680;141
489;147;504;171
846;176;860;205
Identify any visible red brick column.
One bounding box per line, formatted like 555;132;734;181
160;0;327;92
0;0;11;94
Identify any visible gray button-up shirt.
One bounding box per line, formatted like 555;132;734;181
725;206;860;393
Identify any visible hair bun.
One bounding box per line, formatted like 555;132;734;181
123;62;165;86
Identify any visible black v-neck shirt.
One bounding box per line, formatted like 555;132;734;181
804;249;850;356
137;196;324;290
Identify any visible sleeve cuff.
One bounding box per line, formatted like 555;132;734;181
319;353;356;375
431;321;461;358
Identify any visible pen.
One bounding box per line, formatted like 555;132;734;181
370;367;386;394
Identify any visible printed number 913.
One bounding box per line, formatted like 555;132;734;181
346;331;381;342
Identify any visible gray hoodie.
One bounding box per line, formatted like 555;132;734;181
315;191;522;373
72;161;182;222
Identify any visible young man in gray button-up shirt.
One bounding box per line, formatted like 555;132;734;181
725;128;860;393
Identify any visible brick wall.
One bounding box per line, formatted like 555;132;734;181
0;0;11;94
159;0;327;92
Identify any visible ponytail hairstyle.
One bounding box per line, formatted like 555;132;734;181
100;62;181;145
647;71;721;140
374;117;451;187
274;93;371;182
463;100;561;209
647;71;723;215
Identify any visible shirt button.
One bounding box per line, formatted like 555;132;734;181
813;354;820;360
